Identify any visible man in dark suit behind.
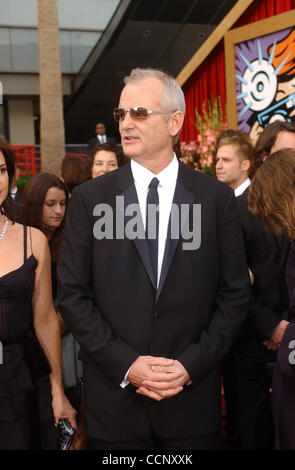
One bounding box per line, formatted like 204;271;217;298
215;129;253;448
87;122;116;153
57;68;250;450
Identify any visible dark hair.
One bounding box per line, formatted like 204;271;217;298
86;143;127;178
254;121;295;173
248;149;295;238
21;173;69;262
61;155;89;194
214;129;255;178
0;139;16;222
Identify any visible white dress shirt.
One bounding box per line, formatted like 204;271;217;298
10;186;17;200
131;155;179;286
97;134;107;144
120;154;179;387
234;178;251;197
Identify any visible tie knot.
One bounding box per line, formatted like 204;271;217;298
149;177;159;189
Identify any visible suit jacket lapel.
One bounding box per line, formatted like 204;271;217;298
116;163;157;290
156;163;196;303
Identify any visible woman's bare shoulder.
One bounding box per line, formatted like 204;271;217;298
13;223;46;242
22;225;49;259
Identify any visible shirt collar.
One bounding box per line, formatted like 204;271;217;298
131;154;179;189
234;177;251;197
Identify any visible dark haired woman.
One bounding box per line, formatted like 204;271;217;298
248;149;295;450
60;155;89;194
21;173;68;295
86;142;127;179
0;141;76;449
21;172;85;449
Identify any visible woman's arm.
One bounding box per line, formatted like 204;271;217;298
31;227;77;429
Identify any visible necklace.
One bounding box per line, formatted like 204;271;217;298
0;215;8;240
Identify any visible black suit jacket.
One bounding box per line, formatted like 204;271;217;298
236;187;289;340
57;161;250;441
87;135;116;153
12;189;24;223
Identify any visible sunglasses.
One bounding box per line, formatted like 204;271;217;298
113;107;172;122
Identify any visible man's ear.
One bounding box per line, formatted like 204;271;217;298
169;111;184;138
241;159;251;172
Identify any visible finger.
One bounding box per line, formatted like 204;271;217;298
136;386;164;401
160;386;183;398
69;417;78;430
53;413;59;427
151;365;176;373
146;371;181;383
142;379;183;391
151;370;182;381
137;385;183;400
148;386;184;399
148;357;174;366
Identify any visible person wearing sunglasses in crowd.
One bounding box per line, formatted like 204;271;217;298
57;68;250;450
86;142;127;179
0;141;76;450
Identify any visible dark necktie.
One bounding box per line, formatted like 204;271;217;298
146;177;159;287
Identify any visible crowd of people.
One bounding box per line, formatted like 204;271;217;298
0;67;295;451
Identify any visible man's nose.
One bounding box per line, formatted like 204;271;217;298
216;160;222;169
120;111;135;129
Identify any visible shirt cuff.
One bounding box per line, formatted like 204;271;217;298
120;364;133;388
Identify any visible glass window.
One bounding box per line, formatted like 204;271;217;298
0;104;5;140
70;31;101;72
58;0;120;30
11;28;39;71
0;26;101;73
0;28;12;71
60;30;72;73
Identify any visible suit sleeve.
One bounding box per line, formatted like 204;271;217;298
177;189;251;384
57;186;139;385
236;194;289;339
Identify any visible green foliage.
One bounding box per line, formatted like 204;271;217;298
194;95;225;137
16;174;32;191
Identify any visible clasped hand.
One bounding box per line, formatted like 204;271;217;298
127;356;190;401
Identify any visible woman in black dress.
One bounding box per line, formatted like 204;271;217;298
21;172;86;449
0;141;77;449
248;149;295;450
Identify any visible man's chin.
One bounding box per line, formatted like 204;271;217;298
121;145;141;159
216;175;225;182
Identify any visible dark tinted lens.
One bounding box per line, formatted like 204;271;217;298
130;107;149;120
113;108;126;121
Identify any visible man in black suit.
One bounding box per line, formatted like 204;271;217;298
216;129;290;449
215;130;253;448
57;68;250;450
87;122;116;153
